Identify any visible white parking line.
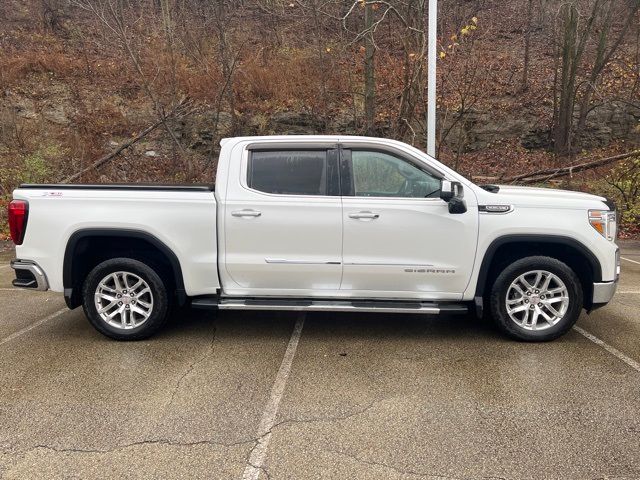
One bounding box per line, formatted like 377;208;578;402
0;288;53;292
0;288;46;292
574;326;640;373
0;308;68;347
242;313;305;480
621;256;640;266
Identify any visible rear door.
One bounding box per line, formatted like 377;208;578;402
340;148;478;299
222;148;343;293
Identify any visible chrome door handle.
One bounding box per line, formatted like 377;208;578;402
232;209;262;217
348;211;380;220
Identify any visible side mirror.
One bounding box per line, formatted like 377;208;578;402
448;197;467;214
439;180;455;202
440;180;467;214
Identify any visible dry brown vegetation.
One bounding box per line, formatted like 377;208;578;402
0;0;639;234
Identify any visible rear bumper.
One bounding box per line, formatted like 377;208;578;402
11;259;49;291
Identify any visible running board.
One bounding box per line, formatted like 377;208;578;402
191;296;467;315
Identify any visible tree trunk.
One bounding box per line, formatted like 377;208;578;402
216;1;237;134
554;3;578;155
310;0;328;115
521;0;533;91
552;0;608;156
364;2;375;135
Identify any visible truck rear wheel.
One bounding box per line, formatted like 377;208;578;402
489;256;583;341
82;258;169;340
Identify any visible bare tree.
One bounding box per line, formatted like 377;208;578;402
72;0;193;175
215;1;238;136
170;0;243;169
363;1;376;134
396;0;426;142
552;0;640;156
576;0;640;133
553;1;582;156
341;0;428;138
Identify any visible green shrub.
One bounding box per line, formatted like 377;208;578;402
0;144;61;239
21;150;53;184
594;157;640;237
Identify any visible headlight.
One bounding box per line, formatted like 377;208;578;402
589;209;617;241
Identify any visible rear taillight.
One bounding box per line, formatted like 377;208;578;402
8;200;28;245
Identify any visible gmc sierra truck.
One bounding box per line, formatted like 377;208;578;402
8;136;620;341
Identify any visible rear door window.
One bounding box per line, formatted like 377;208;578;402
248;150;336;196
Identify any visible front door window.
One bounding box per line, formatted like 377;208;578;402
351;150;441;198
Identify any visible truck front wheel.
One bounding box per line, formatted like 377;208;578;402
489;256;583;341
82;258;169;340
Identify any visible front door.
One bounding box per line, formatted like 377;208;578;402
223;149;343;293
340;149;478;299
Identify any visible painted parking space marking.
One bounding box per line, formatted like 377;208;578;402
0;288;59;293
0;288;50;292
621;256;640;266
574;326;640;373
242;313;305;480
0;308;67;347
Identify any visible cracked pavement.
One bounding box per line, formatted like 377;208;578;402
1;241;640;479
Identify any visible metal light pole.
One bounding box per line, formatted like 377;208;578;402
427;0;437;158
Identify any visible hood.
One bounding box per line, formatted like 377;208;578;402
482;184;608;209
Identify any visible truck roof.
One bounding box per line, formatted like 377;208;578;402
220;135;409;146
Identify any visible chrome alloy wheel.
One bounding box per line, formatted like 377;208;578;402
505;270;569;331
94;271;154;330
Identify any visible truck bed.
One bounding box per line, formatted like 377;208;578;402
12;183;219;298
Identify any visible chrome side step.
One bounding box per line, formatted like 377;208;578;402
192;296;467;315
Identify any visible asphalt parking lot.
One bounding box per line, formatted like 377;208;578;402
1;243;639;479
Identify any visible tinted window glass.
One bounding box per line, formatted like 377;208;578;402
351;151;441;198
248;151;328;195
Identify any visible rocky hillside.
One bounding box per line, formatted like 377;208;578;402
0;0;639;233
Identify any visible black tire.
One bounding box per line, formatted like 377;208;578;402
82;258;169;340
489;256;583;342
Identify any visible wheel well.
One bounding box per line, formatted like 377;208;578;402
64;230;186;309
476;238;601;309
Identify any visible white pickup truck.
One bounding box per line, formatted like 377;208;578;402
8;135;620;341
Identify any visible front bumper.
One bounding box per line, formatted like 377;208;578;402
591;246;620;307
592;280;617;304
11;259;49;291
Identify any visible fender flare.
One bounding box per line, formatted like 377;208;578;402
63;228;186;308
473;234;602;299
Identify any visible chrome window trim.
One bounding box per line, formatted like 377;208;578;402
238;146;337;200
